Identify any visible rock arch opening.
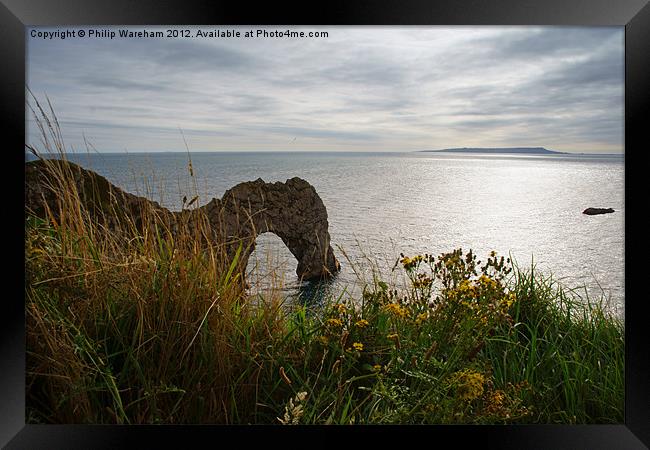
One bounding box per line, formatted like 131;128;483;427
246;231;299;292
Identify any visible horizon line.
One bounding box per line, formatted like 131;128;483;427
26;149;625;156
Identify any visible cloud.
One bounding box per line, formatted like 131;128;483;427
76;74;171;92
148;40;255;71
257;125;380;141
26;26;624;153
492;27;621;59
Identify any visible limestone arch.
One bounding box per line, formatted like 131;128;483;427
26;160;341;285
201;176;340;282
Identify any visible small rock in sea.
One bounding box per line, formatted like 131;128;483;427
583;207;615;215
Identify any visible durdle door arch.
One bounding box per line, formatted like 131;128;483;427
25;160;341;284
200;176;340;281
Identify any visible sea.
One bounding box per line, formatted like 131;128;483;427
26;151;625;318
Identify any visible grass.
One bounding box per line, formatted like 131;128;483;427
24;100;624;425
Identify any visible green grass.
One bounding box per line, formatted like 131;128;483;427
484;265;624;423
24;99;624;424
25;207;624;424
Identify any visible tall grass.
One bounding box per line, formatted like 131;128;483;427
26;96;283;423
25;100;623;424
484;263;624;423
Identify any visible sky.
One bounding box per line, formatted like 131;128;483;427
26;26;624;154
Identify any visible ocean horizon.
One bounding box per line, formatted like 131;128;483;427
25;150;625;318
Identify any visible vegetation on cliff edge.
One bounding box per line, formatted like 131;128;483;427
24;98;623;424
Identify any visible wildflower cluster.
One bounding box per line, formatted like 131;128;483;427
397;249;515;325
436;368;532;423
316;299;373;368
383;302;408;318
396;253;436;303
292;249;533;424
451;368;486;401
479;380;532;422
326;318;343;328
355;319;369;328
399;253;433;271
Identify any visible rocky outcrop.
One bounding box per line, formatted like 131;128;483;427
583;207;615;215
25;159;174;232
25;159;340;282
201;177;340;280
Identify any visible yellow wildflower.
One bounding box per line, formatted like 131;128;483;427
415;312;428;325
453;369;485;401
326;318;343;327
372;364;382;372
352;342;364;351
401;255;423;270
491;390;505;406
384;303;407;318
386;333;399;340
478;274;498;288
486;389;506;414
458;279;478;298
334;303;347;314
355;319;369;328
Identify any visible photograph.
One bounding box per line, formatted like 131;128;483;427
23;24;628;427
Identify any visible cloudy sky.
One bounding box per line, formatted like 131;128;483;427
26;26;624;153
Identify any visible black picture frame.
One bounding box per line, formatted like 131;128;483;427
3;0;648;448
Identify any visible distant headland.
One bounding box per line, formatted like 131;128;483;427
419;147;569;155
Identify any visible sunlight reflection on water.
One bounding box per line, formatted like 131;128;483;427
55;151;625;318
